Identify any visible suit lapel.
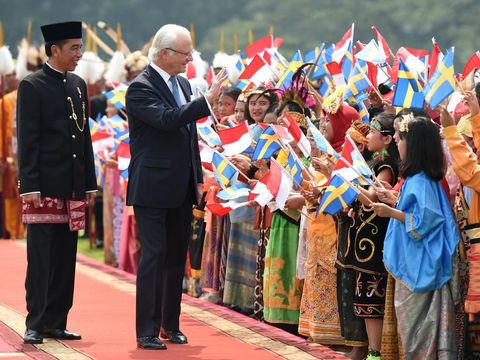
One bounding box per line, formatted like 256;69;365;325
145;65;177;108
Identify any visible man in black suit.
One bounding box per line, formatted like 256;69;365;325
17;21;97;344
126;24;226;350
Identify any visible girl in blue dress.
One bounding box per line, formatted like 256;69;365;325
372;114;459;359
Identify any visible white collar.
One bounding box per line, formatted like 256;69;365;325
150;62;175;86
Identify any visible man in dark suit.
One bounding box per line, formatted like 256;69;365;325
126;24;226;350
17;21;97;344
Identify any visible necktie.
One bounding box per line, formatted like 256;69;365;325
169;76;184;107
169;75;190;131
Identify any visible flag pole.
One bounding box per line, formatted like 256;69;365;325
212;148;251;181
306;43;325;80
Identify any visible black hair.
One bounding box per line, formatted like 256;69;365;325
475;82;480;104
45;40;68;57
399;116;445;181
220;87;241;102
244;87;278;125
369;111;400;167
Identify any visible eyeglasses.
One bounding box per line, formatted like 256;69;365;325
166;47;193;58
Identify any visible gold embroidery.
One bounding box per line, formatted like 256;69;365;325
409;213;422;240
354;208;378;263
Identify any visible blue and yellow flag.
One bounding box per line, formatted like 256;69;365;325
252;126;282;161
287;152;304;190
392;59;425;109
343;60;370;102
317;175;359;216
105;89;126;110
422;47;455;109
212;152;238;189
275;50;303;90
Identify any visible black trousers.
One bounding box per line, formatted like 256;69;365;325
25;223;78;331
134;193;193;338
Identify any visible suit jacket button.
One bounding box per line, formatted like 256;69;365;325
73;154;77;158
72;134;76;139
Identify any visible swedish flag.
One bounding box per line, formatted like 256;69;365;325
212;152;238;189
317;175;359;216
423;47;455;109
287;152;304;190
275;50;303;90
252;126;282;161
343;60;370;102
392;59;425;110
105;88;126;109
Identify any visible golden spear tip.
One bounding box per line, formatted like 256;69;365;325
233;32;238;53
92;26;98;54
248;27;254;45
190;23;195;49
27;20;32;47
0;22;4;48
220;30;224;53
116;22;122;52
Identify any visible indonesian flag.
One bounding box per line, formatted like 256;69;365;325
91;131;114;154
197;115;214;127
429;38;443;79
391;47;428;84
249;172;274;206
371;26;392;63
206;200;250;216
245;35;273;58
325;61;346;86
333;135;372;183
238;54;272;86
198;141;215;163
217;121;253;156
280;113;311;157
332;24;354;64
463;51;480;78
267;159;294;209
117;141;131;180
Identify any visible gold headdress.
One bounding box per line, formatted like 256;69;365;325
322;85;346;114
399;112;414;133
346;120;369;145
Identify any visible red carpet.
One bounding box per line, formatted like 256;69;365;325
0;240;347;359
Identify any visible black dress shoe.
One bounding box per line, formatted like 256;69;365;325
24;329;43;344
160;329;188;344
137;336;167;350
43;329;81;340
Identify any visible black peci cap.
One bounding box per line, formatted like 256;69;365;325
40;21;82;42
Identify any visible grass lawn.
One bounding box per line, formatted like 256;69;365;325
77;237;104;263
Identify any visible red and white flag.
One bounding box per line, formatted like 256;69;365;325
463;51;480;78
372;26;392;63
280;113;311;157
206;200;250;216
249;172;274;206
325;61;346;86
217;121;253;156
429;38;443;79
197;115;214;128
332;24;354;63
267;159;293;209
245;35;274;58
198;141;215;163
238;54;272;86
